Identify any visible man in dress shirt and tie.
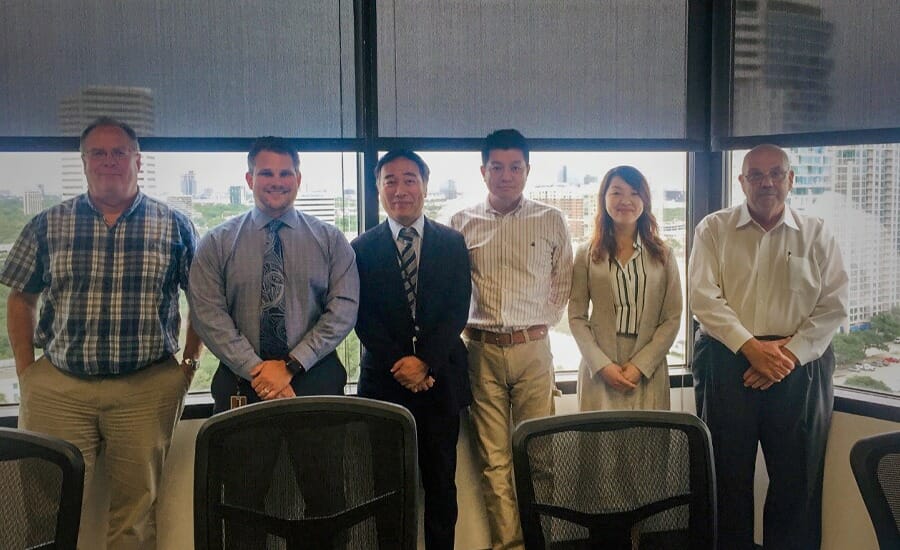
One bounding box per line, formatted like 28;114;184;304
188;136;359;548
451;129;574;550
689;144;848;550
352;149;472;550
189;136;358;409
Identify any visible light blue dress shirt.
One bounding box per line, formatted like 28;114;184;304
189;207;359;380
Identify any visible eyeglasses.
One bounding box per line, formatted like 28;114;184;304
743;169;788;185
83;148;135;162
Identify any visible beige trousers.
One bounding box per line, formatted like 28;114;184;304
466;337;555;550
18;355;189;550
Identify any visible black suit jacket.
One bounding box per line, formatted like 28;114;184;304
352;217;472;415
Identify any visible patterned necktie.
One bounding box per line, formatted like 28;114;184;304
397;227;419;317
260;219;288;360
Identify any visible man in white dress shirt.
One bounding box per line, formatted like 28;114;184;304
689;144;848;550
451;129;573;550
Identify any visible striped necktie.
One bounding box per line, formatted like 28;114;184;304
260;219;288;359
397;226;418;317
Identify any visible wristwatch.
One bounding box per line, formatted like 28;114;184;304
285;357;304;374
182;357;198;371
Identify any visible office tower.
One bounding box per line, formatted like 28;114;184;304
732;0;833;134
530;187;586;241
23;191;44;216
294;193;336;225
790;145;900;329
229;185;244;205
180;171;198;197
59;86;157;200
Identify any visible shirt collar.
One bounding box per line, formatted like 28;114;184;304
485;196;526;217
388;215;425;240
736;201;799;231
82;190;145;220
251;207;298;230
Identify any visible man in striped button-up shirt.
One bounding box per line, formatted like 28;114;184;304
451;129;573;550
2;118;201;549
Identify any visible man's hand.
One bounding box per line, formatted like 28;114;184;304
391;356;429;391
740;337;795;389
273;385;296;399
598;363;638;393
409;376;436;393
250;360;293;400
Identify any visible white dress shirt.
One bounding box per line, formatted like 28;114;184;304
387;214;425;259
689;202;848;365
451;197;573;331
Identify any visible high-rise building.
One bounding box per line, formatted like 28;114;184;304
530;187;586;241
295;193;336;225
59;86;157;200
23;191;43;216
229;185;244;205
180;171;197;197
790;144;900;329
59;86;154;136
732;0;833;134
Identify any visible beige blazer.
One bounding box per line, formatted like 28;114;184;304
569;241;683;410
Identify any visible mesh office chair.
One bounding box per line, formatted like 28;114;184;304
194;396;418;550
512;410;716;550
0;427;85;550
850;431;900;549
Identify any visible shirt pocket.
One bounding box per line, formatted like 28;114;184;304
787;255;820;298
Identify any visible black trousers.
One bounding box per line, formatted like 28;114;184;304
210;352;347;549
415;407;461;550
693;332;834;550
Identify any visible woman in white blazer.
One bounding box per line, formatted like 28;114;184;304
569;165;682;411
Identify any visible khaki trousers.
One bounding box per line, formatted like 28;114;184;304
466;337;555;550
18;355;190;550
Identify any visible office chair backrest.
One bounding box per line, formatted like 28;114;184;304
0;427;85;550
194;396;418;550
850;431;900;549
512;410;716;550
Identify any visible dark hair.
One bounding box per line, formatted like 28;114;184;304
589;165;668;265
481;129;529;165
374;149;430;183
247;136;300;172
79;117;140;153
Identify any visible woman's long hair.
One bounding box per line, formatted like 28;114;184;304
589;165;667;265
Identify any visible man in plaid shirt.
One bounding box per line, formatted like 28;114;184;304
1;117;202;549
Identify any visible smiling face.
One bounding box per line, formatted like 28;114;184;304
604;176;644;232
378;157;427;226
246;150;301;218
739;145;794;225
81;125;141;211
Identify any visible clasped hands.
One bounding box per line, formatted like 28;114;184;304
249;359;296;400
598;362;642;394
392;355;434;393
740;337;798;390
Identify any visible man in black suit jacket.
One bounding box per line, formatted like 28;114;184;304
352;149;472;550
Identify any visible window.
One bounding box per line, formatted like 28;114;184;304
728;144;900;397
0;151;359;400
375;150;689;372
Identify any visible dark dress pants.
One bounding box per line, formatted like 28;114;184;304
210;353;348;549
693;332;834;550
364;388;462;550
414;406;461;550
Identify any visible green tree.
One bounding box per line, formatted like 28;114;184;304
844;375;893;393
833;333;867;365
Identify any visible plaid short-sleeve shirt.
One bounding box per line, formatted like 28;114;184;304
0;192;198;376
